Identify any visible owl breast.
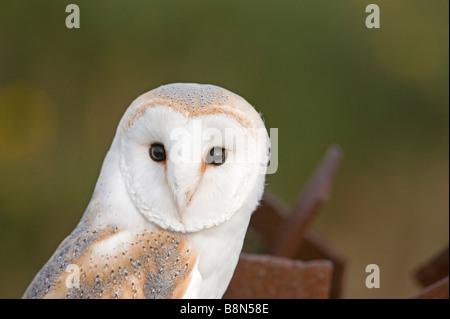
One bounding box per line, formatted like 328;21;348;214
23;224;198;299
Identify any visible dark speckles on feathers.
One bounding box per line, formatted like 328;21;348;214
154;83;233;110
23;224;196;299
125;83;254;130
23;219;101;299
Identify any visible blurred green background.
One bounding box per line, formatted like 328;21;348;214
0;0;448;298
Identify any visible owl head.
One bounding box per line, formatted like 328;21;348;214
101;83;269;233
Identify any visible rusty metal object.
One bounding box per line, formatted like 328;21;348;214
223;253;333;299
411;276;449;299
271;145;343;257
415;246;449;287
247;194;345;298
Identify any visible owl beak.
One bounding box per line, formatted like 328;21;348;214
167;162;197;222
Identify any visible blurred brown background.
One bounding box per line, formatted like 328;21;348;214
0;0;448;298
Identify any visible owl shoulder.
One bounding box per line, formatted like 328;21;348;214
24;223;199;299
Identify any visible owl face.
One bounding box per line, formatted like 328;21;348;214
114;84;269;233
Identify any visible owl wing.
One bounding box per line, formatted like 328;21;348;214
23;222;199;299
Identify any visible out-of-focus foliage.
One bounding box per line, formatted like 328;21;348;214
0;0;448;298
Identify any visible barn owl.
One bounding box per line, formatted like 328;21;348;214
23;83;269;299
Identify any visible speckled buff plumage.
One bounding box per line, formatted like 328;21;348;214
23;83;270;299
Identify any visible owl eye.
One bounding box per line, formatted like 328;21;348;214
206;147;227;166
149;143;166;162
